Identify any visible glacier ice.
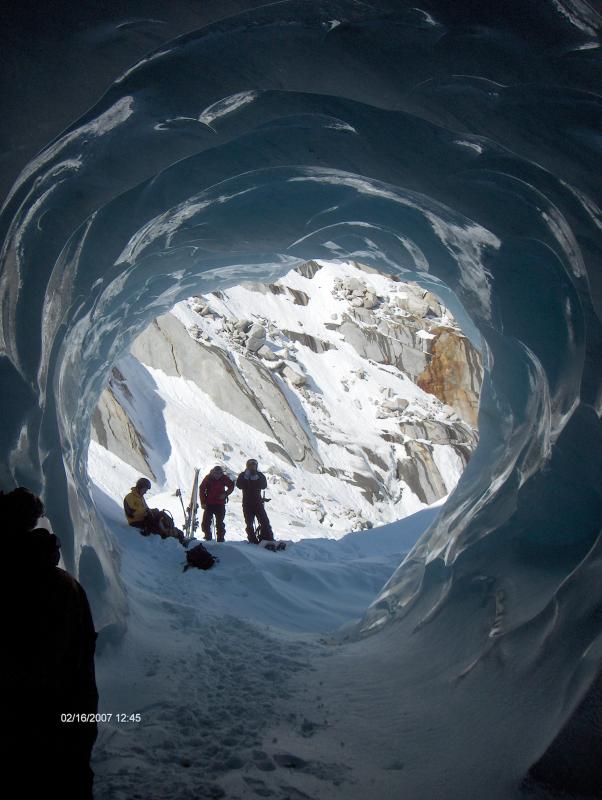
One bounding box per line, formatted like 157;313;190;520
1;0;601;793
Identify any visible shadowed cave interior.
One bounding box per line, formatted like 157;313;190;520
1;2;601;797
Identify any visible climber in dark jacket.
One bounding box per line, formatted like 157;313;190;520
2;487;99;800
236;459;274;543
199;465;234;541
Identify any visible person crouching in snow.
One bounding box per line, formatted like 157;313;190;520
123;478;187;546
199;465;234;541
236;458;274;544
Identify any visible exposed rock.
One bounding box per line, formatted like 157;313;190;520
294;260;323;279
283;366;306;387
382;397;409;414
417;329;483;427
423;291;443;315
246;333;266;352
237;357;320;472
381;432;406;445
322;466;383;503
452;443;473;467
361;447;389;472
407;296;431;317
339;317;428;379
235;318;252;332
248;323;266;339
257;345;279;361
91;385;156;479
363;293;379;309
237;281;269;294
396;441;448;504
287;287;310;306
130;314;274;438
343;277;364;292
350;306;376;324
192;301;210;315
281;329;332;353
265;441;296;466
399;418;475;447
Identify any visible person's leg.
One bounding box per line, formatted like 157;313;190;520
144;509;164;536
129;521;150;536
170;526;187;545
201;507;213;540
243;504;259;543
256;504;274;540
215;505;226;542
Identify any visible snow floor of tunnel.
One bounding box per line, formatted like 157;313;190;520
90;489;587;800
91;483;440;799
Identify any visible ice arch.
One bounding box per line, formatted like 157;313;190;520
1;0;601;788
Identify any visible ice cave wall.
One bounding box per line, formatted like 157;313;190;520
1;0;601;705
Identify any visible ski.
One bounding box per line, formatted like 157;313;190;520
184;467;200;538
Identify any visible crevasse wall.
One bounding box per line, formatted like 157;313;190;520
1;0;601;751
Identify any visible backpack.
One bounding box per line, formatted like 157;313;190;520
183;542;217;571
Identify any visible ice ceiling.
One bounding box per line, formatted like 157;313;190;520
1;0;601;713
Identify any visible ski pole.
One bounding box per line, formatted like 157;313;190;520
175;488;187;526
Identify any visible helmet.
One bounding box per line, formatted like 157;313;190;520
211;465;223;475
136;478;151;491
246;458;258;468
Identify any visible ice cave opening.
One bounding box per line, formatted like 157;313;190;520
2;1;601;796
88;260;484;552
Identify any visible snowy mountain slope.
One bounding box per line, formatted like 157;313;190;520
90;260;481;538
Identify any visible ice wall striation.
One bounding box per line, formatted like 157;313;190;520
1;0;601;790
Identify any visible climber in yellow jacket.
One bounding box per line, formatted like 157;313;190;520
123;478;188;546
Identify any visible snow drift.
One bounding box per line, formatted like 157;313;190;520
1;1;601;796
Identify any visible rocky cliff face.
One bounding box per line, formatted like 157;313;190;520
92;370;156;480
90;260;483;533
417;329;483;428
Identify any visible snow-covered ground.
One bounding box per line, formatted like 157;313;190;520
92;472;572;800
92;469;443;799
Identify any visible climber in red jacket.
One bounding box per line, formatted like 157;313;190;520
199;466;234;541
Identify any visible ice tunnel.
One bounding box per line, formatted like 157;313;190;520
2;0;601;795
